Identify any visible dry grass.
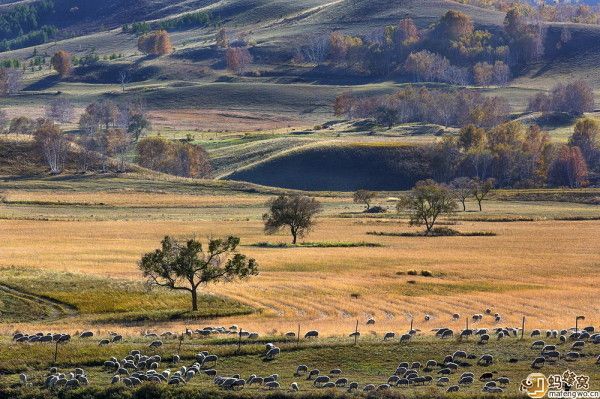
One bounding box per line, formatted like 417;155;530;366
0;186;599;336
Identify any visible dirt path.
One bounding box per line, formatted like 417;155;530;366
0;283;77;321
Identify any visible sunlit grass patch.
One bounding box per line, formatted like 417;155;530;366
0;268;253;322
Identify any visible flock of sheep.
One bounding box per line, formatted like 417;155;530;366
9;313;600;395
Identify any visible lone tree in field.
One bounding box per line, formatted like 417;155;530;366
139;236;258;311
263;194;322;244
353;189;378;211
471;178;495;211
396;179;457;235
51;50;72;78
450;177;475;211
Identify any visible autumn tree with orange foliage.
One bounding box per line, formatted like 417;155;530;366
51;50;72;78
225;47;252;74
138;30;173;56
548;145;589;188
137;136;211;178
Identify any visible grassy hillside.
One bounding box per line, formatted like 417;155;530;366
226;143;434;191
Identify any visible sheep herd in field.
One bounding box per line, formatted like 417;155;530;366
8;314;600;395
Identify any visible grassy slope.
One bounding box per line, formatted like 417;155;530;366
0;335;599;397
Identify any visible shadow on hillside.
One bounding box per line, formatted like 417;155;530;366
23;75;61;91
172;47;218;62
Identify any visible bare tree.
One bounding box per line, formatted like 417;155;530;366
299;35;329;64
450;177;475;211
34;121;69;174
471;178;495;211
353;189;378;211
119;70;128;92
45;98;75;124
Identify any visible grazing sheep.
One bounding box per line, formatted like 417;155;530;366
531;340;545;349
424;360;437;371
398;377;411;387
424;314;431;321
313;376;330;387
265;347;280;360
478;354;494;366
497;377;510;386
265;381;280;390
330;369;342;376
400;333;412;343
295;365;308;376
347;382;359;391
441;329;453;339
376;384;390;391
447;385;459;392
335;378;348;387
201;369;215;377
437;377;450;386
290;382;299;391
248;376;263;385
572;341;585;351
111;375;120;384
366;318;375;325
285;331;296;338
348;331;360;338
304;330;318;339
531;357;546;369
79;331;93;339
19;373;27;386
363;384;375;392
99;339;110;346
149;340;163;348
459;376;474;385
478;334;490;344
479;372;494;382
452;313;460;320
531;330;541;337
384;332;395;341
307;369;320;380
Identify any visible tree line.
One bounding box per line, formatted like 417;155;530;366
295;7;551;82
455;0;600;25
334;86;510;129
0;97;212;178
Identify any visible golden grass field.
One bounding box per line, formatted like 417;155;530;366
1;183;599;338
